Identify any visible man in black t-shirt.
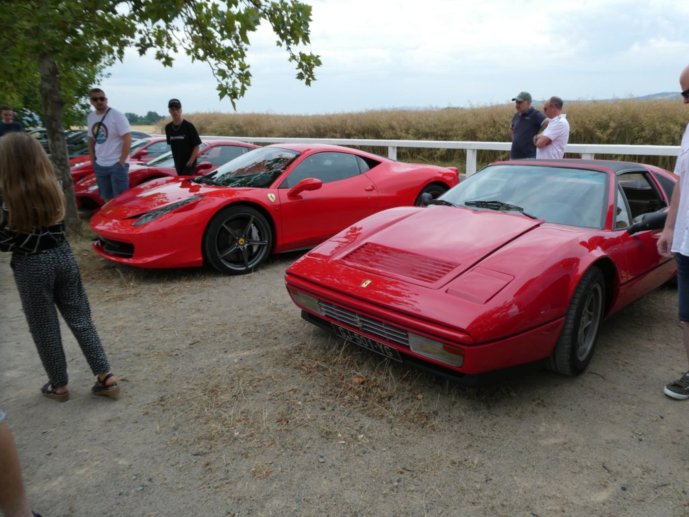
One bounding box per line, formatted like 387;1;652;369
164;98;202;175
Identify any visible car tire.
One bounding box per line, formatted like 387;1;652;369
414;183;448;206
549;267;605;376
203;205;273;275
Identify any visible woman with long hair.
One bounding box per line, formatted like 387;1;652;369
0;132;119;401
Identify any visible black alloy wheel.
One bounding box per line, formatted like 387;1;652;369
203;205;273;274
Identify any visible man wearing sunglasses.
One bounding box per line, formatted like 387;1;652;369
86;88;132;202
658;64;689;400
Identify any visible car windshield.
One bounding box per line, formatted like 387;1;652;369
441;164;609;228
129;139;150;152
195;147;299;188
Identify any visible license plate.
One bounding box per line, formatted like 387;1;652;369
332;324;402;362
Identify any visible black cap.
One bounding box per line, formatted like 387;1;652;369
168;98;181;108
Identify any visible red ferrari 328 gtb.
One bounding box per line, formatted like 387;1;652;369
285;159;677;378
90;143;460;274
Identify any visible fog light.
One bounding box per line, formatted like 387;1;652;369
409;333;464;367
289;289;322;315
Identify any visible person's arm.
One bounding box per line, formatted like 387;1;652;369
658;180;681;257
119;133;132;166
0;417;33;517
187;145;201;168
534;134;552;148
88;136;96;165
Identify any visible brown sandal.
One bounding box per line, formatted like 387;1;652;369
91;373;120;399
41;383;70;402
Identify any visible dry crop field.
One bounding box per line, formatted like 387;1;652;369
172;98;686;170
2;234;689;516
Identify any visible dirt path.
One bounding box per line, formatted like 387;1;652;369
1;240;689;516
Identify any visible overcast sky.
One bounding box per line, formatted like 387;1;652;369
101;0;689;116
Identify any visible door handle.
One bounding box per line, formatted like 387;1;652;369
364;185;375;192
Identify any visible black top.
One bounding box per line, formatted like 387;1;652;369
0;203;66;255
165;119;202;175
510;107;546;159
0;121;23;137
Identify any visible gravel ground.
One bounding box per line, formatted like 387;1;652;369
1;237;689;517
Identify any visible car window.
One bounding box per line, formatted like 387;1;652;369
615;185;632;229
652;170;676;202
281;152;363;188
442;164;608;228
201;145;250;167
146;141;170;156
195;147;299;188
618;171;666;222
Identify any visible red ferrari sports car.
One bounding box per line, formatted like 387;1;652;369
70;136;170;183
90;143;460;274
285;159;677;378
75;139;257;210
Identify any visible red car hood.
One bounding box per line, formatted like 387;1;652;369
288;206;598;341
97;178;217;219
329;207;543;287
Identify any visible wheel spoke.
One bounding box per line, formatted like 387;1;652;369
219;243;240;259
241;215;255;235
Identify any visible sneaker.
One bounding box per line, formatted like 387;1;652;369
664;372;689;400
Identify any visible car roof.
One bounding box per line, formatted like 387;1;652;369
494;158;653;174
263;142;389;160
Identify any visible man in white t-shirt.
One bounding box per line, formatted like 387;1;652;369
535;96;570;159
658;63;689;400
87;88;131;202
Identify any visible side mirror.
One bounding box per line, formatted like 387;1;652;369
131;149;148;160
421;192;433;206
627;209;668;235
288;177;323;197
194;161;214;175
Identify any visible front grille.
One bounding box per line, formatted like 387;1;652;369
99;238;134;258
343;242;459;283
318;300;409;347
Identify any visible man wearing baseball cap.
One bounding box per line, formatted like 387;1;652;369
165;98;202;176
508;91;546;159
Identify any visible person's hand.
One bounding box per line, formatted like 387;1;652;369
657;228;674;257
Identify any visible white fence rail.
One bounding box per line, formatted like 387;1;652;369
216;136;681;175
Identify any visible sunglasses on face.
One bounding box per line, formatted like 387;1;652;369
91;96;106;102
682;89;689;100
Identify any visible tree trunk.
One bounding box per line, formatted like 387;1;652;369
38;54;81;236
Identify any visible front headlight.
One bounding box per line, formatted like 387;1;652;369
132;196;202;226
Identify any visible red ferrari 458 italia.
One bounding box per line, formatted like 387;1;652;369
75;139;257;210
285;159;677;378
90;143;460;274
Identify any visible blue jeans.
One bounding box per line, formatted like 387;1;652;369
94;162;129;201
677;253;689;322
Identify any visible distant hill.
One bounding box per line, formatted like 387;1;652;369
632;92;680;101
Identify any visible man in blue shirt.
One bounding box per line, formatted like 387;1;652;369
509;92;545;159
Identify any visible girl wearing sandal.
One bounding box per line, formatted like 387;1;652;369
0;132;120;401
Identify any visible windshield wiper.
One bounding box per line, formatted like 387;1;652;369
464;199;537;219
428;198;455;207
192;175;215;185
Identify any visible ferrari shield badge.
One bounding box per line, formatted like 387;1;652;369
267;193;276;203
361;279;372;288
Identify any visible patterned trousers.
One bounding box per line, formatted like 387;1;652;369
10;242;111;387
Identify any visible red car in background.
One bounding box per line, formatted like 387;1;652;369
90;143;460;274
285;160;676;379
75;139;258;210
70;137;170;183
